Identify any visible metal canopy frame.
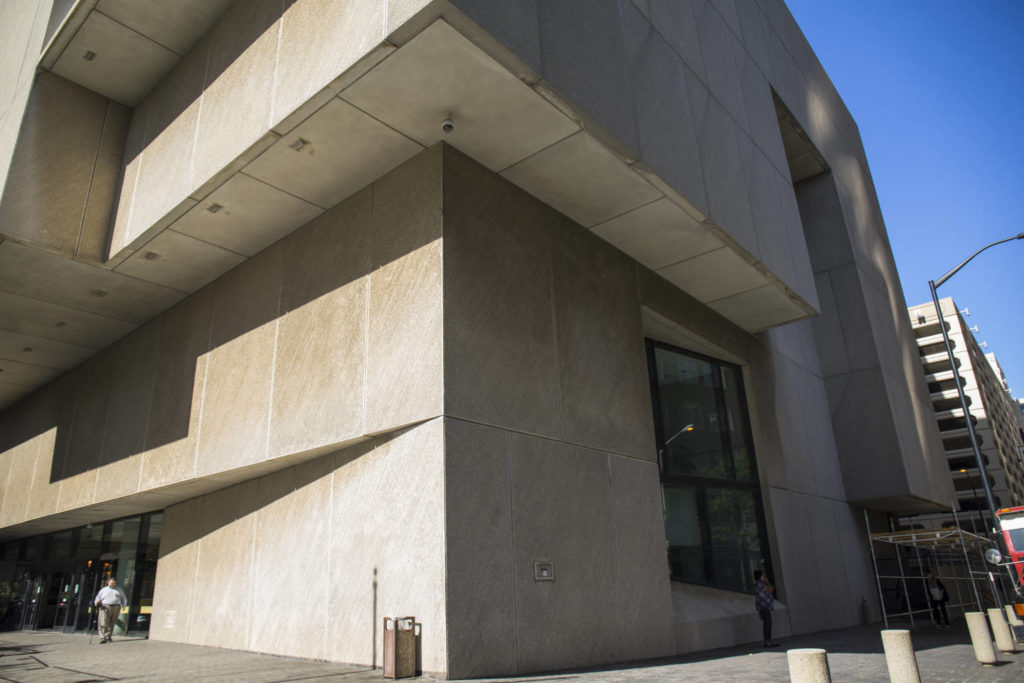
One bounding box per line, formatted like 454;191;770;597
864;509;1004;629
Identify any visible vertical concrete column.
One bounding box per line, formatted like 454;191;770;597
987;608;1018;653
787;648;831;683
966;612;997;664
880;629;921;683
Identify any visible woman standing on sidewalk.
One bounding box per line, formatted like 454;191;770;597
754;570;779;647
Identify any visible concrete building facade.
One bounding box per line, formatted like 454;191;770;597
0;0;952;677
905;299;1024;531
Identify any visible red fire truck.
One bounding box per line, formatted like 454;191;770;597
995;506;1024;589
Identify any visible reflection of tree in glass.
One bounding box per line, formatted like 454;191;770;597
707;489;761;590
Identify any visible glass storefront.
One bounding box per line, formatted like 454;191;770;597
647;339;772;594
0;511;162;634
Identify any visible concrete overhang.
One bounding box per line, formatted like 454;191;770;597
39;0;234;107
0;433;365;542
1;3;818;411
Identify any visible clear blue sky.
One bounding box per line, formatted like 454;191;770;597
785;0;1024;396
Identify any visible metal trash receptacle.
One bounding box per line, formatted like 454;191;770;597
383;616;416;679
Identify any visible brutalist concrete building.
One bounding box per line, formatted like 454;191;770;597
0;0;953;677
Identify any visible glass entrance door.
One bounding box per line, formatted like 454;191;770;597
18;574;43;630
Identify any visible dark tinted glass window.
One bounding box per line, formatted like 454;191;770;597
649;340;771;594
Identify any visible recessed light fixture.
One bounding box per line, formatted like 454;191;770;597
206;203;223;214
90;289;107;298
83;50;97;61
143;251;161;261
289;137;311;152
22;347;33;353
55;321;66;327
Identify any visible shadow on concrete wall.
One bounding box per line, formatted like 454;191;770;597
0;147;436;497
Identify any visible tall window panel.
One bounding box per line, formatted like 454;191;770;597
647;340;772;594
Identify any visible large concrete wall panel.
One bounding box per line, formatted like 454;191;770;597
443;419;517;678
195;249;281;476
365;146;443;434
0;73;129;261
621;3;707;215
273;0;385;128
269;187;372;458
153;422;446;670
508;433;621;672
249;457;336;660
188;0;279;195
118;40;208;250
537;0;638;155
0;0;52;202
442;148;559;439
550;211;655;459
94;322;159;502
139;289;214;491
327;421;447;671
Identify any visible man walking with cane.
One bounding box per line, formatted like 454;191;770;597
93;578;126;644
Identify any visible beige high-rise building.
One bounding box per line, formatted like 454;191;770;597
905;299;1024;531
0;0;952;676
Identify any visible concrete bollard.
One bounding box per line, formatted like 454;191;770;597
1005;604;1023;627
988;608;1018;653
787;648;831;683
881;629;921;683
966;611;998;664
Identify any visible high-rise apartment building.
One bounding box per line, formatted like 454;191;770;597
906;298;1024;530
1;0;952;676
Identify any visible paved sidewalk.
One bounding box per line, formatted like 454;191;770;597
0;621;1020;682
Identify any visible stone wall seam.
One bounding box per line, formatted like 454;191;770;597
444;415;653;463
132;328;160;497
74;98;110;258
264;283;283;461
505;428;521;674
324;460;334;661
605;450;627;649
191;298;216;478
188;531;201;643
268;4;286;134
544;209;565;442
183;30;214;209
765;483;849;506
248;482;260;651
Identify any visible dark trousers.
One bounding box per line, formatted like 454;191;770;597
931;601;949;626
759;608;773;641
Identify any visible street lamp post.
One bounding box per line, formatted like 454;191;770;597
929;231;1024;535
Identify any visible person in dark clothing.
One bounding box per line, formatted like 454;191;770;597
926;570;950;629
754;569;779;647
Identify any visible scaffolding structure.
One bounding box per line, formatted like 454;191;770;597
864;509;1007;629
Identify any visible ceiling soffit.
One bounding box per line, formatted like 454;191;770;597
2;10;817;411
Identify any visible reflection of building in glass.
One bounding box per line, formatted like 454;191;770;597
0;0;954;677
903;298;1024;531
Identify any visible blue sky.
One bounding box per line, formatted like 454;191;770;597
785;0;1024;396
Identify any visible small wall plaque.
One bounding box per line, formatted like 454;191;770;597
534;560;554;582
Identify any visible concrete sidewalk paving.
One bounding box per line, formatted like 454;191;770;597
0;621;1020;682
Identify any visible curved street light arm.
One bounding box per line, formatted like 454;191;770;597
927;229;1024;541
934;231;1024;288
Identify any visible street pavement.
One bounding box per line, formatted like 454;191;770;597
0;619;1021;682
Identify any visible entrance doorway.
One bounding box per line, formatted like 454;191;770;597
17;560;112;632
1;511;160;634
